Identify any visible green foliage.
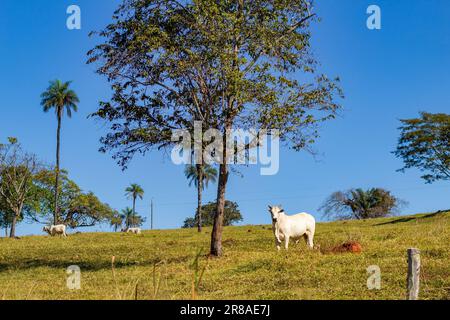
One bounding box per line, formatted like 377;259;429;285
41;79;80;224
394;112;450;183
121;207;145;229
0;138;41;237
88;0;343;255
184;165;217;190
110;211;123;232
0;202;14;236
183;200;243;228
32;169;114;228
320;188;405;220
7;137;18;145
185;164;218;231
88;0;343;167
125;183;145;220
41;80;79;118
125;184;145;202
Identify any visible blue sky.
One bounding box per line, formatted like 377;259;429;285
0;0;449;236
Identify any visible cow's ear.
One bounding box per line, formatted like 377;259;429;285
268;205;272;211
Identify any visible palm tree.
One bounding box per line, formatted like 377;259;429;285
110;212;123;232
120;207;134;229
184;164;218;232
125;184;144;217
320;187;402;220
348;189;372;218
41;80;79;224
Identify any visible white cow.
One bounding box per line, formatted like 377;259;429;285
268;205;315;251
122;227;142;235
43;224;67;237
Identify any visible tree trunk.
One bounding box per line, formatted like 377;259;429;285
132;196;136;228
54;113;62;225
196;164;203;233
9;214;18;238
210;162;228;256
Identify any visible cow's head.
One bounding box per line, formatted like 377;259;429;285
268;205;284;222
42;226;51;234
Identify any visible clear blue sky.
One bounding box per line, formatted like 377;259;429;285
1;0;449;236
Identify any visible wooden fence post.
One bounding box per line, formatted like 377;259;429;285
406;248;420;300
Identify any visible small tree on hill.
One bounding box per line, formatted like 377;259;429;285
319;188;405;220
0;138;41;238
183;200;242;228
121;207;145;229
31;169;115;228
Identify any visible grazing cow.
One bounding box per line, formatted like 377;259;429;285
43;224;67;237
268;205;315;251
122;227;142;235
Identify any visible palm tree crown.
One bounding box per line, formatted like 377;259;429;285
41;80;79;117
125;184;145;201
120;207;134;229
125;183;144;216
184;164;218;190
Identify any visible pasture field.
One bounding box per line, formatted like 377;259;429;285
0;211;449;300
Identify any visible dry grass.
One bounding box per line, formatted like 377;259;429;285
0;211;448;300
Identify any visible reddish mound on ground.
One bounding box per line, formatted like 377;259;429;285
331;241;362;253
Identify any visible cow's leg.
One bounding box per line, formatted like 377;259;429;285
275;237;281;251
284;236;290;250
306;231;314;249
304;232;310;248
274;226;282;251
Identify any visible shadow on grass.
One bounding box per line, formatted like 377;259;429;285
0;255;191;273
375;210;449;226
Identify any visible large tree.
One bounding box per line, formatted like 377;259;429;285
394;112;450;183
41;79;79;225
31;169;114;228
0;138;41;238
319;188;405;221
88;0;342;256
183;200;242;228
185;164;217;232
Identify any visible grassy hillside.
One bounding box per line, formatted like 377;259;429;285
0;211;449;300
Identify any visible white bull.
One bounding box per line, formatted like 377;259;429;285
43;224;67;237
268;205;315;251
122;227;142;235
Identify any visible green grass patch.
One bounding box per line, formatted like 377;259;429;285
0;211;449;300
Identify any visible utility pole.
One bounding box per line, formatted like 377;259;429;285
150;198;154;230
